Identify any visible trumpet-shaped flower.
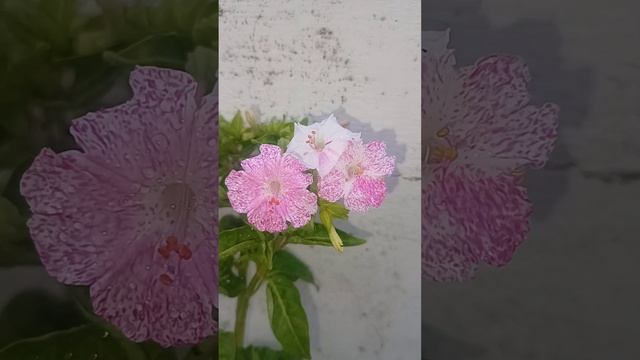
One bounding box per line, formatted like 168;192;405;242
20;67;218;346
318;139;395;212
225;144;318;233
286;114;360;177
422;30;558;281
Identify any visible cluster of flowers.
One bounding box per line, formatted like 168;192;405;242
225;115;395;233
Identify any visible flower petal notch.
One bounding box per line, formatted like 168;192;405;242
20;66;218;346
422;30;559;281
225;144;318;233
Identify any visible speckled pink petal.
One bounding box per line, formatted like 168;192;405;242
90;232;214;347
281;188;318;228
70;67;198;184
422;166;532;281
457;102;559;173
20;149;141;285
344;177;387;212
240;144;283;176
449;55;558;172
363;141;395;177
318;168;345;202
225;170;264;213
247;201;288;233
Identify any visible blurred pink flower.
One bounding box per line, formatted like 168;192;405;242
225;144;317;233
318;139;395;212
422;30;559;281
20;67;218;346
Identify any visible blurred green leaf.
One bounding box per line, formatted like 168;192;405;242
266;276;310;359
185;46;217;93
287;224;366;248
103;33;191;69
183;335;217;360
1;0;76;56
270;250;316;288
0;289;86;349
0;196;39;266
0;324;146;359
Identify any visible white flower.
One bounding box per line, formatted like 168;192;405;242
286;114;360;176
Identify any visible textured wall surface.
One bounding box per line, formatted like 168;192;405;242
422;1;640;359
219;1;421;359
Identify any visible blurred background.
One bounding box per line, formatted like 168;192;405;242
0;0;217;357
422;0;640;359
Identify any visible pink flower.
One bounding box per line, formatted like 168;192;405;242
225;144;318;233
422;30;559;281
286;114;360;177
20;67;218;346
318;139;395;212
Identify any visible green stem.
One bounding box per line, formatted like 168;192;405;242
234;264;266;350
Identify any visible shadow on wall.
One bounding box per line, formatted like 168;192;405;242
421;0;594;359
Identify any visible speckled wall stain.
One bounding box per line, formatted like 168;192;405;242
219;1;421;359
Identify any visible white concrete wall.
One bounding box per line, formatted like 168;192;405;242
219;1;421;359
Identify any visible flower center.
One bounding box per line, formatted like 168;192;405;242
161;182;196;215
306;130;329;151
346;164;364;180
426;127;457;164
268;180;282;206
156;182;196;286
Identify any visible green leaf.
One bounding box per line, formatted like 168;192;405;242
220;214;245;231
183;335;217;360
219;225;262;261
0;324;145;359
288;224;366;248
270;250;316;288
185;46;217;93
0;289;85;349
138;341;179;360
239;345;303;360
266;276;310;359
318;199;349;220
219;257;246;298
1;0;76;55
217;331;235;360
103;33;191;69
0;196;39;267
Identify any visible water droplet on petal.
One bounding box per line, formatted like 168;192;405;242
152;133;170;150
